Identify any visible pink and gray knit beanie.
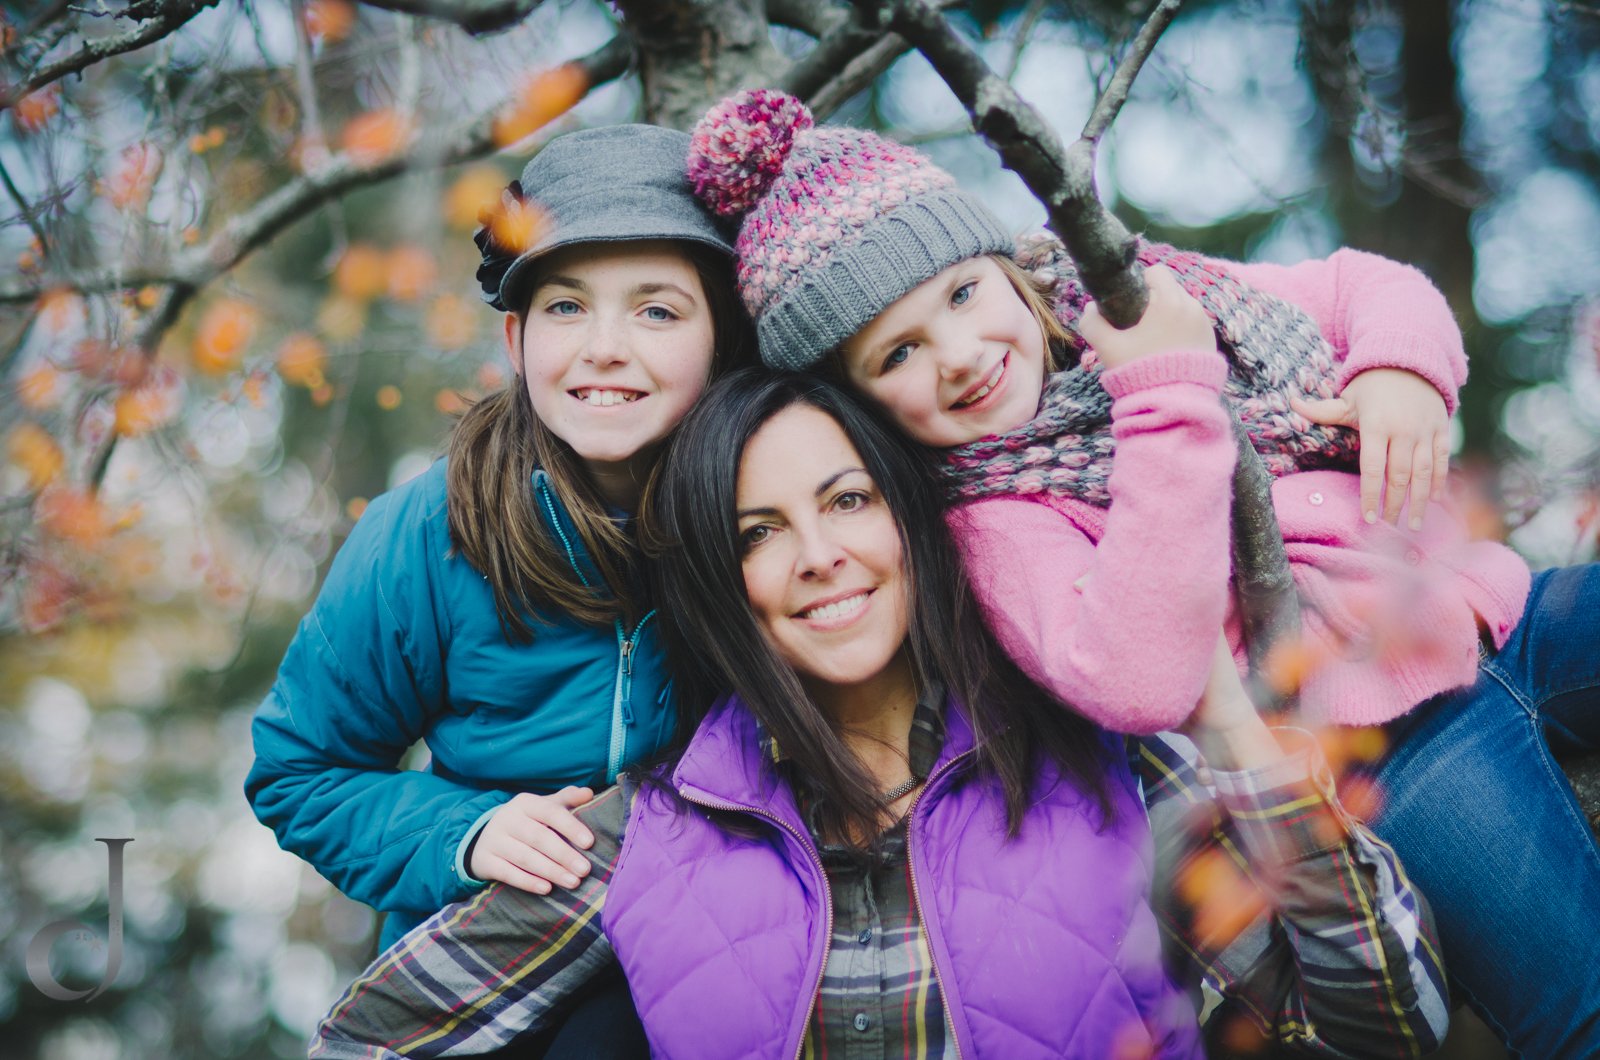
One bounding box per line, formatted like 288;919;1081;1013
688;89;1015;371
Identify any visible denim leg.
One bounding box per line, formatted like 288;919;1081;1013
1370;565;1600;1058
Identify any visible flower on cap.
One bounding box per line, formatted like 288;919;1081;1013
472;180;526;312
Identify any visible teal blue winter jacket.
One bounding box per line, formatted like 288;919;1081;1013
245;459;676;949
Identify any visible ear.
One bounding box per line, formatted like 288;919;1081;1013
502;312;524;376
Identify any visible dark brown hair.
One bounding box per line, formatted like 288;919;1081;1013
645;369;1115;847
447;241;752;640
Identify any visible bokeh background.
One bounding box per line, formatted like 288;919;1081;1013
2;0;1597;1056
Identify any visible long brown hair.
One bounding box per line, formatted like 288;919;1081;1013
646;370;1116;847
447;242;752;641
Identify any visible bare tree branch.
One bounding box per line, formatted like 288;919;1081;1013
1079;0;1180;144
0;155;49;256
785;0;959;123
355;0;548;35
766;0;848;37
0;0;219;108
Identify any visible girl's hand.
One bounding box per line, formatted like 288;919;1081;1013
1081;265;1217;371
1290;368;1450;530
469;787;596;894
1180;634;1282;774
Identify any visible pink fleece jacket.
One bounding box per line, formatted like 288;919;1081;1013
947;249;1531;732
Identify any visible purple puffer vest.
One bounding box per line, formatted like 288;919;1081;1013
603;694;1203;1059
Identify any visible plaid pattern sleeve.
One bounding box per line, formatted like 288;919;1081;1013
1135;731;1450;1058
308;783;634;1059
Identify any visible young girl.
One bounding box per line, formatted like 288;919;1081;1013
246;123;749;1052
687;89;1600;1056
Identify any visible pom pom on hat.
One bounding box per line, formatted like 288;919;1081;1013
688;89;814;216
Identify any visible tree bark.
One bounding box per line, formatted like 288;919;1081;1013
613;0;783;131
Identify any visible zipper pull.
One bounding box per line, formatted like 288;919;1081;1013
619;640;635;725
620;639;634;677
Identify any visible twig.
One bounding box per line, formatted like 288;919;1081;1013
1079;0;1181;145
0;0;219;108
1003;0;1049;84
785;0;960;121
355;0;548;35
766;0;847;38
0;155;49;257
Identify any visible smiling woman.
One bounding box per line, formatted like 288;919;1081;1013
308;369;1204;1059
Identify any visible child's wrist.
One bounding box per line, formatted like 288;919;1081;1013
1100;348;1226;399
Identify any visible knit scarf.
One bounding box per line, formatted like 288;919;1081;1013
941;235;1361;506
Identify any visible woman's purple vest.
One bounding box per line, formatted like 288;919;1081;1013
603;695;1203;1059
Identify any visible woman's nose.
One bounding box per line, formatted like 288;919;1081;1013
795;527;846;580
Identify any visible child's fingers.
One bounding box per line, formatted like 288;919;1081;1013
489;858;557;896
505;814;592;878
512;789;595;849
1359;431;1387;524
497;843;586;891
1382;436;1415;525
1290;394;1357;428
1406;441;1433;531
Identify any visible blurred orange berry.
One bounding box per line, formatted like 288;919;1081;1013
476;362;507;391
241;373;267;408
39;288;83;333
189;126;227;154
445;166;508;230
342;108;410;165
346;496;369;521
182;226;201;245
18;250;37;270
113;366;182;436
317;294;368;342
193;299;259;375
20;559;77;634
13;86;60;133
387;245;437;302
17;364;66;410
105;142;163;210
136;285;162;309
1262;636;1326;698
492;65;588;147
333;243;388;301
36;486;111;548
305;0;356;43
7;422;65;490
311;382;334;406
277;333;327;389
1176;847;1267;946
375;384;403;410
426;294;477;350
435;389;467;415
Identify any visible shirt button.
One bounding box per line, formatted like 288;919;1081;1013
853;1013;871;1033
1405;549;1421;566
1308;491;1324;506
857;928;872;944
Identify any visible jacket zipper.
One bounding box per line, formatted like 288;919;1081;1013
536;476;655;785
675;786;833;1060
606;612;655;782
904;748;977;1060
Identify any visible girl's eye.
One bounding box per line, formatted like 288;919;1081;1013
643;306;677;322
882;345;911;374
547;299;581;316
951;281;977;307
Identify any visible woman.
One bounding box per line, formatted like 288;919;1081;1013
310;369;1203;1059
246;124;750;1055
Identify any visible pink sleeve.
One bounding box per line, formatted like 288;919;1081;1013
946;349;1235;735
1228;248;1468;414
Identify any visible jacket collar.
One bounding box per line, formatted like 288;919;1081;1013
530;468;606;592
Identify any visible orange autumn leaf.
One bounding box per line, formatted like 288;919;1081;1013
426;294;476;350
444;165;508;230
386;244;437;302
333;243;388;301
13;86;60;133
1175;847;1267;946
19;559;78;634
188;126;227;154
17;364;67;410
487;195;546;255
39;288;84;333
493;65;588;147
104;142;163;210
113;367;182;436
345;496;369;521
277;333;327;389
342;108;410;165
7;422;64;490
36;486;112;548
304;0;356;43
1261;636;1327;698
193;299;259;375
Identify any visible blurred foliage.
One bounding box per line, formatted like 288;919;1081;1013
1;0;1597;1057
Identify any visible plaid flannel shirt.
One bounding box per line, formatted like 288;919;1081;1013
310;727;1447;1059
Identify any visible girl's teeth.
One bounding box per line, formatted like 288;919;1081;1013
801;593;867;621
578;389;640;406
955;361;1004;408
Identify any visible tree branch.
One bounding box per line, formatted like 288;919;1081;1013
785;0;959;123
1079;0;1180;144
0;0;219;108
766;0;847;37
355;0;547;35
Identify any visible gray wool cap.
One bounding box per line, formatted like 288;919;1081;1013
486;124;735;313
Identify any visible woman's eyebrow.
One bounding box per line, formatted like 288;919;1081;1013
535;275;586;293
736;467;868;518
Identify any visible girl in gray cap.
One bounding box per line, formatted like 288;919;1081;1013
247;123;749;1057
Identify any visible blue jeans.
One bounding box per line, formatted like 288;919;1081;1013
1370;564;1600;1058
